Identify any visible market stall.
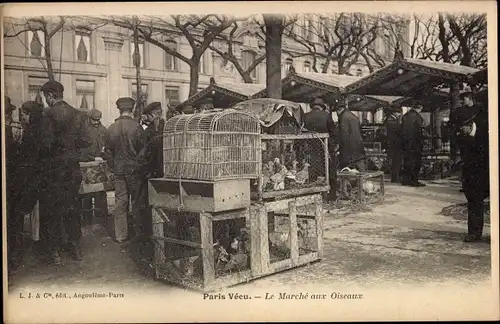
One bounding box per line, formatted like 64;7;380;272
176;77;265;112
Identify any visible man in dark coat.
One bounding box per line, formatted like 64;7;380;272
80;108;108;161
400;101;425;187
143;101;165;178
383;110;402;182
106;97;149;243
39;80;93;264
335;98;366;171
303;97;338;201
453;92;489;242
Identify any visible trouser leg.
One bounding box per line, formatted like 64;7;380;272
64;167;83;247
113;175;129;241
130;174;152;238
467;199;484;236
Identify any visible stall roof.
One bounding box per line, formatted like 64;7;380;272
252;68;360;103
346;94;407;112
177;77;265;110
345;57;480;97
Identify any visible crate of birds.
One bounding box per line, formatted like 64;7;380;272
163;109;261;181
151;206;254;292
252;133;330;201
337;169;385;205
249;194;323;275
79;160;111;194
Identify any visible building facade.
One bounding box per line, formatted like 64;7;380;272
3;16;404;126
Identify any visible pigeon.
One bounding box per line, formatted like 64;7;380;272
295;163;310;185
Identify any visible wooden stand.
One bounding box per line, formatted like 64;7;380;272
150;188;324;292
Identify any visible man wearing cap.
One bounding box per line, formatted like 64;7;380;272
383;110;403;183
80;109;108;162
196;97;214;113
143;101;165;179
453;91;489;242
106;97;149;243
304;97;338;201
400;100;425;187
334;97;367;171
39;80;93;264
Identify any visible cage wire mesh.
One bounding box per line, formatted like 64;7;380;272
163;110;261;181
253;133;330;200
335;170;385;211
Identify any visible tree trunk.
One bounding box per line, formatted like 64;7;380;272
189;62;200;97
241;72;254;84
264;15;284;99
44;34;55;82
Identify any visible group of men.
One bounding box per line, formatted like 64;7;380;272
5;80;176;270
383;91;489;242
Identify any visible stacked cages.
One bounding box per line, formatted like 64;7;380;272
163;110;261;181
252;133;330;200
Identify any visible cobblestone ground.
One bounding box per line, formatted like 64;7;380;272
7;178;492;294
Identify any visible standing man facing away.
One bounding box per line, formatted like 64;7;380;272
106;97;148;243
400;100;426;187
303;97;338;202
39;80;93;264
335;97;367;171
453;91;489;242
383;109;403;183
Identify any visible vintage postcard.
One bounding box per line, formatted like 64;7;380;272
2;1;498;322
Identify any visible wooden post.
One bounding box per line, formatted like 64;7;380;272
314;195;324;258
200;212;215;288
152;208;165;279
288;201;299;265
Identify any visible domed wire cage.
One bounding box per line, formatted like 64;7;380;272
163;110;261;181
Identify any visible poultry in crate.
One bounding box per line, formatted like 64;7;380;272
295;162;310;185
270;158;288;191
268;223;305;256
284;160;299;188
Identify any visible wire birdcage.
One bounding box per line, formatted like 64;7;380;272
163;109;261;181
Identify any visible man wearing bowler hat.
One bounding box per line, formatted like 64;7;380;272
453;89;489;242
304;97;338;201
39;80;93;264
400;99;425;187
106;97;149;243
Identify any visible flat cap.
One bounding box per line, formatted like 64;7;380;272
21;101;44;115
310;97;327;110
89;108;103;120
41;80;64;94
116;97;135;111
143;101;162;114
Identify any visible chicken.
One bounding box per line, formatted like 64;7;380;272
268;228;305;252
295;163;310;185
286;160;299;178
224;253;248;272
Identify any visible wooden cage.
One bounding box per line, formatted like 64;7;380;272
163;110;261;181
150;194;323;292
337;171;385;205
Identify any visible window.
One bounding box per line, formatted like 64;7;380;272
241;50;257;78
164;41;178;71
75;31;91;62
198;51;211;74
132;83;149;106
284;58;294;74
28;76;49;104
165;87;179;106
303;61;311;73
130;41;145;67
76;80;95;110
28;30;45;57
307;19;314;41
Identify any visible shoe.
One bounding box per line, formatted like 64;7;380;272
459;188;465;192
70;246;83;261
463;234;482;242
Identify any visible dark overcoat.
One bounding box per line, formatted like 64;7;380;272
143;119;165;178
337;109;366;168
400;109;424;152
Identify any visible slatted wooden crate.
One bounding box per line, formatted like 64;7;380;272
337;171;385;204
150;194;324;292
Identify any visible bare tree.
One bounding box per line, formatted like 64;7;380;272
4;16;106;81
288;13;381;74
107;15;236;96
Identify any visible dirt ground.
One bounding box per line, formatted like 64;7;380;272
7;177;492;294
